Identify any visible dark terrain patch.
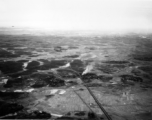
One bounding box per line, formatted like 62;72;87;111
100;76;113;82
30;73;65;88
135;112;152;120
97;61;128;74
81;73;113;83
0;101;24;117
85;83;103;87
38;59;67;70
63;55;79;58
138;66;152;74
133;54;152;61
57;69;78;78
0;47;33;58
131;69;143;76
9;69;37;78
4;77;34;88
102;60;129;64
5;110;51;119
15;50;33;56
82;73;100;83
111;64;126;69
142;73;152;79
28;54;40;57
5;72;66;88
0;60;26;74
26;61;40;69
0;49;19;58
70;60;84;73
2;110;52;119
97;64;118;74
120;75;143;84
0;91;28;100
57;111;101;120
54;46;67;52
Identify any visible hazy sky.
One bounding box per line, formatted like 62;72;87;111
0;0;152;32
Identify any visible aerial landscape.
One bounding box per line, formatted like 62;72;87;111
0;0;152;119
0;29;152;120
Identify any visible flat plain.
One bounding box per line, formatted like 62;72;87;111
0;32;152;119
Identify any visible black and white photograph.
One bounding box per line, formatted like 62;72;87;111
0;0;152;119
